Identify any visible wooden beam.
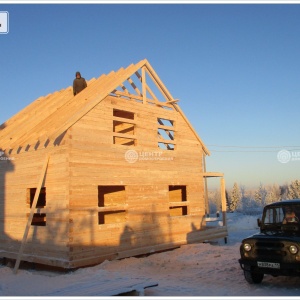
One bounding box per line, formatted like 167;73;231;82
112;116;136;125
144;63;174;102
135;69;159;103
169;201;190;207
70;205;128;212
168;99;179;104
113;133;136;140
203;154;209;215
202;172;224;178
127;77;142;97
157;137;176;145
112;91;174;108
157;124;175;131
13;155;50;274
220;177;227;226
142;66;146;104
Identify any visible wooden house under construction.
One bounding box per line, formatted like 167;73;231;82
0;59;227;270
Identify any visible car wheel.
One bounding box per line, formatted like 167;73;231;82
244;266;264;284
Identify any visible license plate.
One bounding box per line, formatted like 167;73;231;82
257;261;280;269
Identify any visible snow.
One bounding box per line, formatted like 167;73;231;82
1;212;300;298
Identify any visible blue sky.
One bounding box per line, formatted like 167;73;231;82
1;3;300;190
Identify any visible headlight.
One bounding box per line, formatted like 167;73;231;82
243;243;252;252
289;245;298;254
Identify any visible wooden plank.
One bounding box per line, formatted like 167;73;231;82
13;155;50;274
142;66;147;104
169;201;190;207
112;90;175;108
203;154;209;215
70;205;128;212
113;132;136;140
157;124;175;131
144;63;173;102
0;93;50;142
44;272;158;296
202;172;224;177
157;137;176;145
221;177;227;226
108;94;176;116
6;76;97;150
112;116;136;124
187;226;228;244
127;76;142;96
4;87;76;150
7;88;73;148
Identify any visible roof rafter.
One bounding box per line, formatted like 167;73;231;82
0;59;210;155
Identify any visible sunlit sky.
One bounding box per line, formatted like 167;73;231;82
1;2;300;190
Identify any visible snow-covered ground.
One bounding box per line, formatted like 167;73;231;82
1;212;300;298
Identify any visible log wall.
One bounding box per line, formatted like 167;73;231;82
0;145;71;268
0;95;226;269
67;95;208;268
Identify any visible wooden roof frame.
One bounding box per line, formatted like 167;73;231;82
0;59;210;155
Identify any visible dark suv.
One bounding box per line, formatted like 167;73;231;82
239;199;300;284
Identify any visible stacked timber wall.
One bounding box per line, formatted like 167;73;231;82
67;95;207;268
0;93;226;269
0;145;71;268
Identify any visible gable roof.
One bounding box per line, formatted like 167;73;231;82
0;59;210;155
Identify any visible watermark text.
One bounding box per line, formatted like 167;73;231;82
0;150;15;161
277;149;300;163
125;150;173;163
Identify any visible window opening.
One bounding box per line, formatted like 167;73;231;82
158;142;175;150
158;118;175;150
27;187;46;226
158;128;174;140
98;186;127;225
169;185;188;217
113;136;135;146
113;121;135;135
157;118;174;127
113;109;134;120
113;109;136;146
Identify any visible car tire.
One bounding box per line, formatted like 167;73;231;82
244;266;264;284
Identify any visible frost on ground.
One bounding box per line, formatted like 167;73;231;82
1;212;300;297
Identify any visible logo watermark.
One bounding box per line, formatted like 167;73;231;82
125;150;173;163
0;150;15;161
0;12;9;34
277;149;300;163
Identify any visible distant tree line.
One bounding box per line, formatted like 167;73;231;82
208;179;300;215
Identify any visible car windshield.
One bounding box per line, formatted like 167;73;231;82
262;204;300;227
